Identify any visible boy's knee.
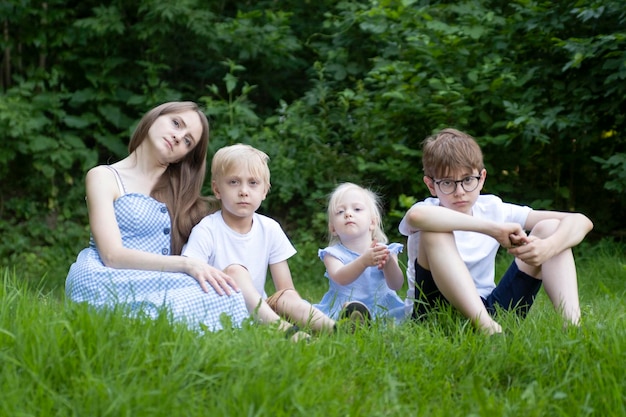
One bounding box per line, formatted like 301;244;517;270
223;264;249;278
419;231;458;269
266;288;299;311
530;219;559;238
421;230;455;245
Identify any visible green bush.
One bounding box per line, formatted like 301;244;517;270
1;0;624;292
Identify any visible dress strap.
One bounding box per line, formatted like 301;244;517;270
105;165;127;196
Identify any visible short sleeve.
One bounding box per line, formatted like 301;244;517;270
387;242;403;255
398;198;440;236
318;245;352;264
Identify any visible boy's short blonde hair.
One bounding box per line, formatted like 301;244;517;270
422;128;484;178
211;144;271;191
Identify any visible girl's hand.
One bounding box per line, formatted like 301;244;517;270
186;258;240;295
362;240;390;270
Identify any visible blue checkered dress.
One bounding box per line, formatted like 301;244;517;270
65;193;249;332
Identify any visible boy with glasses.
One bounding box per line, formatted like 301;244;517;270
399;128;593;334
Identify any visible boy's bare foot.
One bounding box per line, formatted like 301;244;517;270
476;318;502;335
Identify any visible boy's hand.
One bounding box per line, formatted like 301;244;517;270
494;223;527;248
509;233;529;247
508;235;554;266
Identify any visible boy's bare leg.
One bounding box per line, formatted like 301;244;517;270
516;219;581;325
271;289;336;333
224;265;306;337
541;249;580;325
420;231;502;334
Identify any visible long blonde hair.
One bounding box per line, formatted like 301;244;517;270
128;101;211;255
326;182;388;246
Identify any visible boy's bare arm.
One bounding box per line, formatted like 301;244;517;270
508;211;593;266
523;210;593;246
269;260;298;291
405;205;526;248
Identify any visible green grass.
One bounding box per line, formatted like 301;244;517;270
1;241;625;416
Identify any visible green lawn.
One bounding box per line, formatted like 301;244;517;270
1;241;624;416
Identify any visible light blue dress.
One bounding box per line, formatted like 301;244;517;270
313;243;406;322
65;174;249;332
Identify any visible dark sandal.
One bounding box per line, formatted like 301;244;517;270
340;301;372;322
284;325;300;339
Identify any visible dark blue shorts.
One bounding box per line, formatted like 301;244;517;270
412;260;542;320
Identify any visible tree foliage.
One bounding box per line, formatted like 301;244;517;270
1;0;624;289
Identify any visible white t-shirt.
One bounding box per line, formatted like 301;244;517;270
182;211;297;298
398;194;531;310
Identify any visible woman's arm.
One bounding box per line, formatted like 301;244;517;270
87;166;191;272
86;166;238;295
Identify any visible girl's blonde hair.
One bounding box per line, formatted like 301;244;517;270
327;182;388;245
210;144;271;193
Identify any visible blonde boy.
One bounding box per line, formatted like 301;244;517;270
183;144;336;335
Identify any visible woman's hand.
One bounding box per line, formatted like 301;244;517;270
186;258;240;295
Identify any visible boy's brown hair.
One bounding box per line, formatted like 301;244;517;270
421;128;484;178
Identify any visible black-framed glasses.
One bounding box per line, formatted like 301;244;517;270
431;176;481;195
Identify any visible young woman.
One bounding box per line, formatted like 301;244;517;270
65;102;249;331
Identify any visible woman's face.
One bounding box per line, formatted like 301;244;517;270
147;110;204;163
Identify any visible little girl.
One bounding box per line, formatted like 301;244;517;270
314;183;406;323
